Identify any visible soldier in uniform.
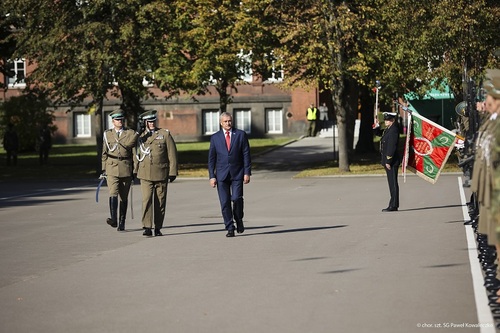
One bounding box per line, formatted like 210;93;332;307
488;70;500;247
471;70;500;247
374;112;401;212
134;110;178;237
469;69;500;307
102;109;139;231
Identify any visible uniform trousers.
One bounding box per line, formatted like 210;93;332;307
306;120;316;137
140;180;168;229
385;163;400;209
106;175;132;202
217;176;244;231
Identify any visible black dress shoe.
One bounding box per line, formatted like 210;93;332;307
236;220;245;234
154;228;163;236
107;218;118;228
143;228;152;237
226;230;235;237
382;207;398;212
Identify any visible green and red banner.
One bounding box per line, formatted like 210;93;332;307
403;112;457;184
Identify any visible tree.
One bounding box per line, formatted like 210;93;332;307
3;0;173;173
422;0;499;100
0;91;55;151
268;0;499;171
268;1;370;171
0;7;19;90
155;0;276;114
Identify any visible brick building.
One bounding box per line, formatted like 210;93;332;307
1;59;332;143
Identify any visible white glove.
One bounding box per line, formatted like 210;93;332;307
455;139;465;149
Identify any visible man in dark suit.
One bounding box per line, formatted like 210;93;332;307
208;112;252;237
374;112;401;212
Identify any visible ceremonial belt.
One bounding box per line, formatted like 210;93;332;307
107;155;132;161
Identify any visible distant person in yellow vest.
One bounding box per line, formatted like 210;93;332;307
306;103;318;137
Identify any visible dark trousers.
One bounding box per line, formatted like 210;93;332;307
306;120;316;137
385;164;399;209
217;176;244;230
6;150;17;166
39;148;49;165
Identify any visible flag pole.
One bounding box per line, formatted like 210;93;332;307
372;80;382;128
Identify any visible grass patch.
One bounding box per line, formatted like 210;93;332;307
0;136;461;181
294;151;461;178
0;137;295;181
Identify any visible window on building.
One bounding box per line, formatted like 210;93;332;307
6;59;26;87
234;109;251;133
74;112;91;137
142;69;154;87
266;108;283;134
203;109;221;134
208;50;253;84
263;62;284;82
237;49;253;83
262;53;284;83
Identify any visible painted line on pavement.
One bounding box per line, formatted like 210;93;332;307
0;185;94;201
458;176;496;332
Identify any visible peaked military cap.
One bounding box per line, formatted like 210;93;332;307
483;69;500;99
140;110;157;121
383;112;397;120
110;109;124;120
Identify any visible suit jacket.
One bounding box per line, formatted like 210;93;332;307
208;128;251;181
380;123;401;167
134;128;178;182
102;128;138;177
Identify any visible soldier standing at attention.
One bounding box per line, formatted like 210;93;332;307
471;70;500;246
374;112;401;212
134;110;178;237
102;109;138;231
478;69;500;304
488;70;500;233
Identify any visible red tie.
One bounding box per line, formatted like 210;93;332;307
225;131;231;150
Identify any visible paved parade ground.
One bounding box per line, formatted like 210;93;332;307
0;137;496;333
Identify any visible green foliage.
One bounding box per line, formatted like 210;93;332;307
0;93;56;151
1;0;499;174
0;138;294;181
155;0;277;112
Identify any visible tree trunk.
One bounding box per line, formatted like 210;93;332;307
120;84;144;128
333;76;350;172
216;79;230;114
355;87;377;154
333;73;360;171
344;78;358;159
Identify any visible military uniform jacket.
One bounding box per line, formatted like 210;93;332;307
135;128;178;182
102;128;138;177
492;116;500;241
380;123;401;166
472;116;498;206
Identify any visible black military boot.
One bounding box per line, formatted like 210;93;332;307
143;228;153;237
118;200;127;231
107;196;118;228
